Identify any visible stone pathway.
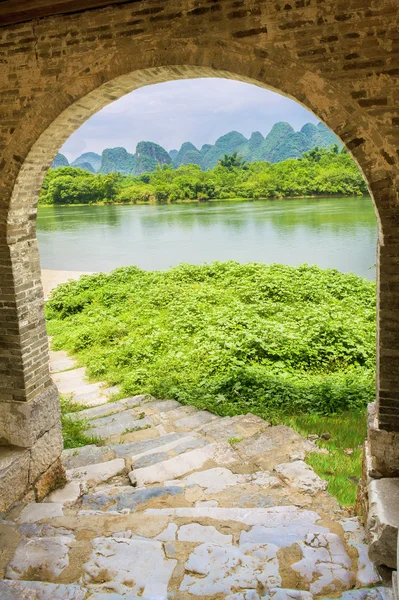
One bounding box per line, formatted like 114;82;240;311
0;351;393;599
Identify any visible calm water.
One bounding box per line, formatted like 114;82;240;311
37;197;378;280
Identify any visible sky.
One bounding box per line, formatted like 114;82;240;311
60;78;319;162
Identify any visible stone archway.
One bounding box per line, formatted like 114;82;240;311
0;3;398;547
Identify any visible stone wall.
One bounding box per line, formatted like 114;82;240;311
0;0;398;521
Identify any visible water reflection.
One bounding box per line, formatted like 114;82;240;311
37;197;377;279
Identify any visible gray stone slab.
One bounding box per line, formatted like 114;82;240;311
81;485;184;512
62;445;114;470
234;426;314;460
49;350;76;373
52;367;88;390
0;580;87;600
87;411;153;439
67;396;147;421
175;410;218;430
144;399;182;413
109;432;188;458
171;437;209;454
131;451;170;469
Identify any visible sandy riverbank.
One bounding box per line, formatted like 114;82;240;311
41;269;93;299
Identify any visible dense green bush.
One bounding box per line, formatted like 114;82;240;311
46;262;376;419
40;147;368;205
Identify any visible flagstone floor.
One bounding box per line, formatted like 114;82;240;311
0;350;392;600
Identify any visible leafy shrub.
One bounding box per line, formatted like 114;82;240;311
47;262;376;419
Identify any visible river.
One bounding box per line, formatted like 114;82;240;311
37;196;377;280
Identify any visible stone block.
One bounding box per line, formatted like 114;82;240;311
81;484;184;512
0;446;30;513
17;502;64;523
62;444;115;470
86;411;153;439
367;477;399;568
0;384;60;447
44;481;83;505
6;534;74;580
30;425;63;482
66;457;125;487
82;537;176;596
369;425;399;477
274;460;328;496
33;457;66;502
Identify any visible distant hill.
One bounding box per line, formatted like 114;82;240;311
51;121;342;174
71;152;101;172
51;153;69;168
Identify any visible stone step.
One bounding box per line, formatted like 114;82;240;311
66;394;148;421
49;349;76;373
62;444;117;470
85;410;155;440
173;409;219;431
198;412;269;441
130;440;239;486
109;431;196;459
52;367;117;407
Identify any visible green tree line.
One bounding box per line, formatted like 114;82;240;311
40;146;368;205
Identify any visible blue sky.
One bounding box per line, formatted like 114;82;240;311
60;78;319;161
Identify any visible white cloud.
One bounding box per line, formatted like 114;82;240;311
60;78;319;161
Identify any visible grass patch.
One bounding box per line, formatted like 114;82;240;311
48;262;375;503
283;411;366;506
228;436;244;445
60;395;100;449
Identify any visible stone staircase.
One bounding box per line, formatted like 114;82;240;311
0;351;393;599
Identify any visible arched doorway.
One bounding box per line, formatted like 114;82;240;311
0;8;397;569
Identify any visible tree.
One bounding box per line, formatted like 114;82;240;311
218;152;247;170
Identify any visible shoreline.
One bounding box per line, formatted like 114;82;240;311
41;269;93;299
38;194;371;208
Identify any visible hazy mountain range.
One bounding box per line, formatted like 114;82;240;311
52;121;341;175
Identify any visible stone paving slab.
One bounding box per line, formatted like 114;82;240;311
62;444;116;470
66;458;126;487
49;350;76;374
0;580;87;600
82;537;177;597
144;506;324;526
274;461;328;496
86;411;154;439
6;534;74;580
81;485;185;512
109;432;193;458
67;396;147;421
200;413;269;441
174;410;219;431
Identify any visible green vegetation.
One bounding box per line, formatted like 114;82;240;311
41;146;367;205
284;411;366;506
60;395;100;449
47;262;375;504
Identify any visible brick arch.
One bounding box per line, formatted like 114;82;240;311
0;6;398;512
5;40;395;241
